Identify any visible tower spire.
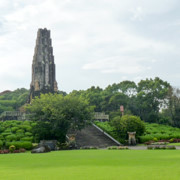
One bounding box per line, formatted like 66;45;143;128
28;28;58;102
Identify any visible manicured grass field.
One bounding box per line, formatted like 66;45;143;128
0;150;180;180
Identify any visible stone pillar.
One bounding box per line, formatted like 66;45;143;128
128;132;136;145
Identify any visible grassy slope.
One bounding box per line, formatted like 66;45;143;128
94;121;180;143
0;150;180;180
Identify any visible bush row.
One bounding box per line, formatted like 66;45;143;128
107;146;128;150
139;133;180;143
147;145;176;150
5;141;32;150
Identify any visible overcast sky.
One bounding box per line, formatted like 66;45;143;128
0;0;180;93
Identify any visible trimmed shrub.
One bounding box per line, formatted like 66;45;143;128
11;127;19;133
4;128;11;133
107;146;128;150
0;127;5;133
16;129;24;134
107;146;119;150
147;145;153;150
1;132;12;137
25;132;32;136
20;136;33;142
6;141;32;150
16;133;24;141
5;134;17;142
153;138;158;142
80;146;98;150
9;145;16;153
19;125;32;132
111;115;145;140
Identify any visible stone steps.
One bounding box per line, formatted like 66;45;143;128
75;125;119;148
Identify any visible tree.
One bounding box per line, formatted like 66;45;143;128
132;77;170;123
108;93;128;111
111;115;145;142
119;81;137;97
26;93;94;142
164;87;180;127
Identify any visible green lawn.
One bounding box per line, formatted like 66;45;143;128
0;150;180;180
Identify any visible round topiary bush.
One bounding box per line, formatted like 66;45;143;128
20;136;33;142
11;127;19;133
119;115;145;137
16;129;24;134
9;145;16;153
5;134;17;142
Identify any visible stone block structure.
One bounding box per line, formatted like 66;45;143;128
128;132;136;145
94;112;109;122
28;28;58;102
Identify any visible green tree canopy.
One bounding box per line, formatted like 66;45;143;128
26;93;94;142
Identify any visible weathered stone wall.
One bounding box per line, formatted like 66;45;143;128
0;111;30;121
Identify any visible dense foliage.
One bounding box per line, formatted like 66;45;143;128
0;88;29;114
26;93;94;143
0;77;179;127
68;77;179;127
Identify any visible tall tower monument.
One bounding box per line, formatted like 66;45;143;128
29;28;58;102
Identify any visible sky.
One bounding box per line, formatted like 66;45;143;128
0;0;180;93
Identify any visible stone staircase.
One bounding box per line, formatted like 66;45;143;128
75;124;120;148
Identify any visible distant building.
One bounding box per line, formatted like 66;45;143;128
94;112;109;122
28;28;58;103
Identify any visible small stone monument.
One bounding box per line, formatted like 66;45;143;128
128;132;136;145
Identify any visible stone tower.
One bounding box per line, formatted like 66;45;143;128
28;28;58;102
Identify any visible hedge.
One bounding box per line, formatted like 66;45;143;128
5;141;32;150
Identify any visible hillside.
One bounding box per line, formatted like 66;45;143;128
0;88;29;114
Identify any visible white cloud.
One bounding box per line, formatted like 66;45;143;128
0;0;180;92
131;6;144;21
83;56;153;74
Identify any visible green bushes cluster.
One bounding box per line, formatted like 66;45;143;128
0;120;33;149
139;123;180;143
